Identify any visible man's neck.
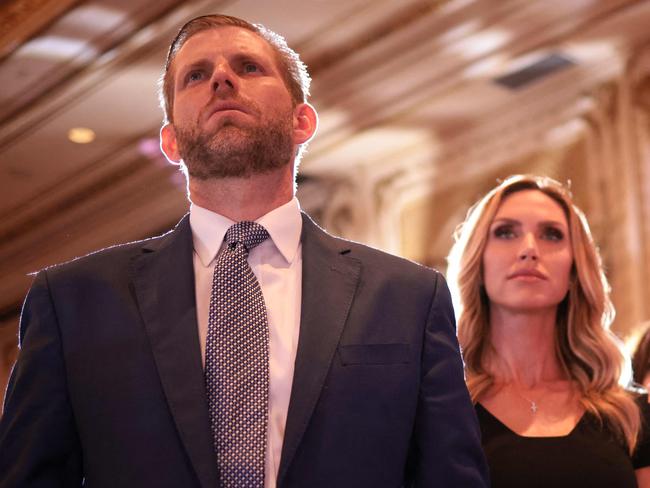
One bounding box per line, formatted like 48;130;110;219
188;166;295;221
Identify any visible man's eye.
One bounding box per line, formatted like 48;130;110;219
243;63;260;73
186;71;204;83
493;225;516;239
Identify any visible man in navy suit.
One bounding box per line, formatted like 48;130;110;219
0;14;489;487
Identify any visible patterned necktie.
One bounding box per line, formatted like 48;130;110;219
205;221;270;488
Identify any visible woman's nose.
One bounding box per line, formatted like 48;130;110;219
518;233;539;261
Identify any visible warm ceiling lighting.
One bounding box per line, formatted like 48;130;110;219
68;127;96;144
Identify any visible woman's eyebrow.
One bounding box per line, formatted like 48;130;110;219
537;219;567;227
491;217;520;225
491;217;567;227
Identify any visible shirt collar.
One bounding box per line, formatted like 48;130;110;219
189;197;302;267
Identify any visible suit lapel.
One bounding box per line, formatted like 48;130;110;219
277;214;361;486
131;215;218;488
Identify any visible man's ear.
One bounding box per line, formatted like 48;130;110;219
292;102;318;145
160;124;181;164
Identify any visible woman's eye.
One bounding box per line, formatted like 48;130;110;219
493;225;516;239
542;227;564;241
243;63;260;73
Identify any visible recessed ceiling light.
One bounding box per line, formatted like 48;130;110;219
68;127;96;144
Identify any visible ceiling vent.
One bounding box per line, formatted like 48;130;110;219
494;53;575;90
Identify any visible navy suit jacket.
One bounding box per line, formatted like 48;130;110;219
0;213;488;487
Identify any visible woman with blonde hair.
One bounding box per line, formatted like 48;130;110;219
447;174;650;487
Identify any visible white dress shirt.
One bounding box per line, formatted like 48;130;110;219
189;197;303;488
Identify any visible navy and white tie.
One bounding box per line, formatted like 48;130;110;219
205;221;270;487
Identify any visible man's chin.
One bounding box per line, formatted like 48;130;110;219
206;127;250;149
186;163;284;181
206;120;249;138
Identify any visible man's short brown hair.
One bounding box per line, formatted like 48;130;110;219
158;14;311;124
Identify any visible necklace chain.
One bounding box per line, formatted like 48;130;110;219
509;385;539;414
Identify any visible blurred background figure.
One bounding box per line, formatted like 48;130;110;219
632;321;650;389
447;174;650;487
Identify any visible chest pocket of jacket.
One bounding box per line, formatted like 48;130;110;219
338;343;410;365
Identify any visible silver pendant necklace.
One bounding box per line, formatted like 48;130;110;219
511;386;539;414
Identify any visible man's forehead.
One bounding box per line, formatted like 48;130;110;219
175;26;274;62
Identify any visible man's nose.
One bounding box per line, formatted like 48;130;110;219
518;233;539;261
211;63;236;94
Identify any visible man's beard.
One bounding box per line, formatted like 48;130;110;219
174;110;294;180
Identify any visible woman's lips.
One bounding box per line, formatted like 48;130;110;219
508;269;547;280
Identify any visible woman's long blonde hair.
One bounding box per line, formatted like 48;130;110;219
447;174;640;453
